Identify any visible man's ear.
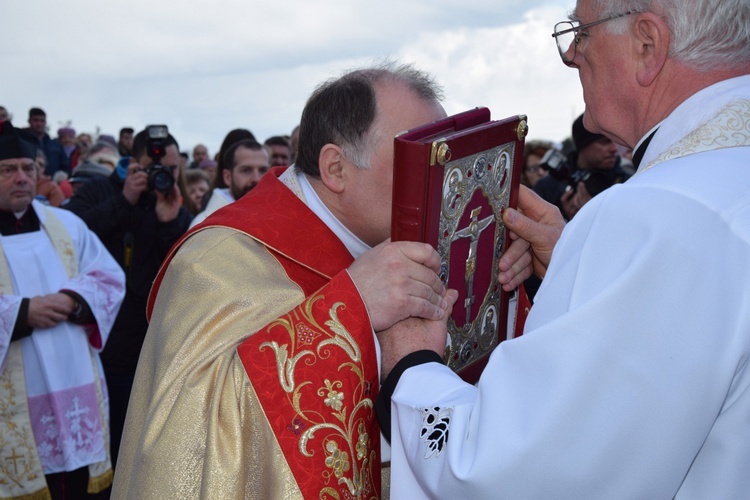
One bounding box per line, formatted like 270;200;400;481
633;12;670;87
318;143;346;193
222;167;232;188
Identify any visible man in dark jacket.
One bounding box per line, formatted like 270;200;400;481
534;114;630;220
20;107;69;176
64;126;192;466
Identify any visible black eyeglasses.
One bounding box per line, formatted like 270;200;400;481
552;10;641;66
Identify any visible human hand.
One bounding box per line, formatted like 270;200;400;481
377;289;459;380
560;181;592;220
498;186;565;290
155;181;182;223
27;293;76;329
122;160;149;205
348;240;447;332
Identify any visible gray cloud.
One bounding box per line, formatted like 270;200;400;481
1;0;581;156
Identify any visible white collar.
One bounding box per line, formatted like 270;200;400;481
296;170;371;259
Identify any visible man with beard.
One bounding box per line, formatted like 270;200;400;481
189;139;269;228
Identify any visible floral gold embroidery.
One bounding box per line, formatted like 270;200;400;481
324;440;350;478
259;295;377;498
356;423;368;461
321;380;345;412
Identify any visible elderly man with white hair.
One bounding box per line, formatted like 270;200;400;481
376;0;750;498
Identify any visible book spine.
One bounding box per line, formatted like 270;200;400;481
391;140;431;243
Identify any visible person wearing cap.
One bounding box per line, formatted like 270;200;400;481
533;113;630;220
196;157;217;184
0;121;125;498
67;141;121;196
56;126;80;170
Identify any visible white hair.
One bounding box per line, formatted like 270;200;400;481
595;0;750;71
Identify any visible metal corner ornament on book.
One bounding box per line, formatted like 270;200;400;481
391;108;527;383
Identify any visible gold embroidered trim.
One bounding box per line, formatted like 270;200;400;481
639;99;750;174
260;295;377;498
0;344;47;499
86;351;112;493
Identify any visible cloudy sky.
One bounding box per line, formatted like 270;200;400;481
2;0;584;159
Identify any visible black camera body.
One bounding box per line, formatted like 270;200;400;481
539;148;611;196
144;125;175;195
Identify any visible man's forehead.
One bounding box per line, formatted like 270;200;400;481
236;147;269;164
570;0;592;21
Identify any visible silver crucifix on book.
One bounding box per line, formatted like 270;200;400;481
452;206;494;322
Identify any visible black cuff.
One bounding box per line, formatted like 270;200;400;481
11;298;33;341
59;290;94;324
375;350;444;444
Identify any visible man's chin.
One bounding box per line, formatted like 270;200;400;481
236;185;257;199
10;197;33;212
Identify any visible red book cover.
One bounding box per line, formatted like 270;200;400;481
391;108;527;383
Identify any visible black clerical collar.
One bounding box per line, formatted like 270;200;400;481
0;206;40;236
632;128;659;169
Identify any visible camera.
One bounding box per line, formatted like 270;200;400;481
538;148;594;193
144;125;175;194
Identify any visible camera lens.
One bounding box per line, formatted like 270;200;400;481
149;166;175;194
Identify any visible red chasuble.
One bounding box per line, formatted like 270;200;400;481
149;167;382;498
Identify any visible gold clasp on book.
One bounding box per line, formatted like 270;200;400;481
516;117;529;141
431;141;452;166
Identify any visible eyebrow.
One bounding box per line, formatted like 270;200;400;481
568;9;581;23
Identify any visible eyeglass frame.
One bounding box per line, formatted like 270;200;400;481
551;10;642;65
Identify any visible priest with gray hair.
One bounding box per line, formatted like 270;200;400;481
377;0;750;497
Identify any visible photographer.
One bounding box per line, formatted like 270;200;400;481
64;126;192;467
534;114;631;220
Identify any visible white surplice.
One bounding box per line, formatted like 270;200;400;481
0;200;125;474
189;187;233;228
388;76;750;499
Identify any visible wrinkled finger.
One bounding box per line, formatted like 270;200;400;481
500;264;532;292
498;250;532;289
498;237;530;272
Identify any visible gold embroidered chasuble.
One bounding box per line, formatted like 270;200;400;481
113;168;382;499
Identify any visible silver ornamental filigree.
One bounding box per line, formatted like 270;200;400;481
439;143;515;373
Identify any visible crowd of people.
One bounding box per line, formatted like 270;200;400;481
0;109;294;498
1;0;748;497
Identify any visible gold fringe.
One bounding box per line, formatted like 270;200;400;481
87;468;113;494
0;486;51;500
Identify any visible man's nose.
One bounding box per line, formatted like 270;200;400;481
13;168;34;183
